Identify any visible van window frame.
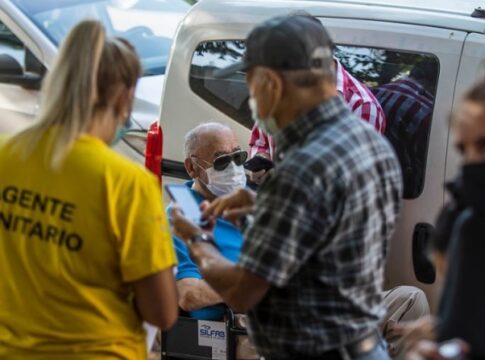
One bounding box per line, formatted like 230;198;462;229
188;39;441;199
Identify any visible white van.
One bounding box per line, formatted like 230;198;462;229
156;0;485;307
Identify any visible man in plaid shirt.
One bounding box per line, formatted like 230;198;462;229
171;15;402;360
249;58;386;160
373;61;437;197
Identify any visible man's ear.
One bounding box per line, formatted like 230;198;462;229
261;68;283;115
266;69;283;102
185;158;196;179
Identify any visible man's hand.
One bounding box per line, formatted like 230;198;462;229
171;203;269;312
249;168;274;185
202;188;256;225
170;206;212;242
388;316;436;352
248;152;273;185
406;340;469;360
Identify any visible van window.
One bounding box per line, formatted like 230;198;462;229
189;41;439;199
190;41;251;128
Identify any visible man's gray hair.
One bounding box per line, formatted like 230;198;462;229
183;122;233;158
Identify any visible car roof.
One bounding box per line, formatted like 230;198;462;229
194;0;485;34
316;0;483;16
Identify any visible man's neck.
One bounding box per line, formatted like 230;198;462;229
276;87;338;130
192;180;216;202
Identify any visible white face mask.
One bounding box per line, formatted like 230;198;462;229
198;161;247;197
249;97;280;136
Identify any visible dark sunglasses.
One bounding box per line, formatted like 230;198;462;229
212;150;248;171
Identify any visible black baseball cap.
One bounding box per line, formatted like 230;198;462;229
214;15;334;78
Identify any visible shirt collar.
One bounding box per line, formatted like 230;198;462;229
274;96;349;160
185;180;204;204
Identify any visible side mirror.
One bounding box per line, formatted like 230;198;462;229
0;54;42;90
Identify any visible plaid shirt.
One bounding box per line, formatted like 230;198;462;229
248;59;387;158
239;96;402;359
373;77;433;197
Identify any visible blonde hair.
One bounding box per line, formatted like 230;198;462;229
12;20;142;169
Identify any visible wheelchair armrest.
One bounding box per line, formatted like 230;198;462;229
225;307;248;335
225;307;236;326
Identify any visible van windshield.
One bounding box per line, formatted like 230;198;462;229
12;0;192;76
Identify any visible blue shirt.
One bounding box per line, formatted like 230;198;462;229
168;181;243;320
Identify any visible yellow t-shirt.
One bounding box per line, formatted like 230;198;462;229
0;131;177;359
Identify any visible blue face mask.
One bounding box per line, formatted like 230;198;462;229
111;114;132;147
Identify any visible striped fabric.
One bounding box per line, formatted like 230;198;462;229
335;60;387;133
372;77;434;197
373;77;433;134
248;59;387;158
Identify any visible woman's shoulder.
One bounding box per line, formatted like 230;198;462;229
76;139;157;186
106;149;157;183
0;134;11;150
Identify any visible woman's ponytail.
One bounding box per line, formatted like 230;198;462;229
12;20;141;169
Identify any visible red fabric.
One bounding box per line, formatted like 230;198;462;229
249;60;387;159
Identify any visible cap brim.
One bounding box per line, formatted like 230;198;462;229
213;61;249;79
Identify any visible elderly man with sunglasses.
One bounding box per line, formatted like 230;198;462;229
170;15;404;360
169;122;249;320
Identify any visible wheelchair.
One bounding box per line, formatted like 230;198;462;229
161;307;248;360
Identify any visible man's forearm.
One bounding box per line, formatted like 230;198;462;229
190;243;245;309
177;278;223;311
189;242;269;312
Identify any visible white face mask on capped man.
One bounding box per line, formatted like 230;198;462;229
204;161;247;197
249;97;280;137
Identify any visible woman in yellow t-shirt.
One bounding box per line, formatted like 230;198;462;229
0;21;178;360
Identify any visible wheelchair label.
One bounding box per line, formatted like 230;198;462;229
198;320;227;360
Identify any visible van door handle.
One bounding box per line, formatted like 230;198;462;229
412;223;436;284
